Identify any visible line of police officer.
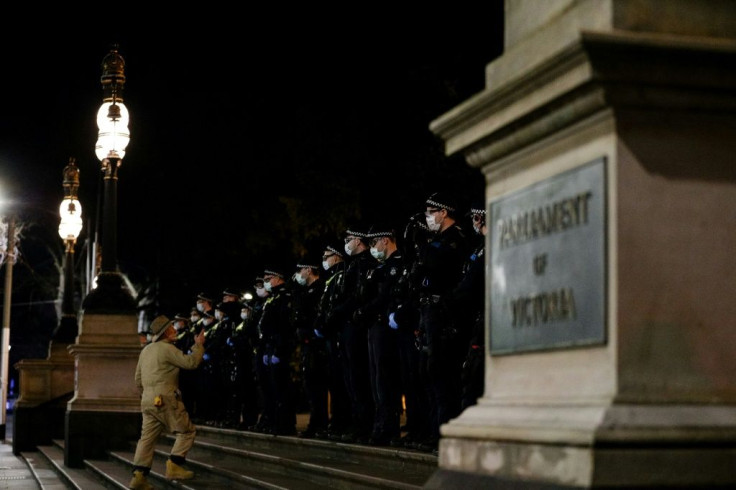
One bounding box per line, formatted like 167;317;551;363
164;191;487;454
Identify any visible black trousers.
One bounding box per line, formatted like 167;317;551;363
339;321;374;437
301;339;330;431
367;323;401;438
325;336;351;432
419;303;464;441
397;326;427;439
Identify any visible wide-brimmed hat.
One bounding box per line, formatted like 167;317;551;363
150;315;173;342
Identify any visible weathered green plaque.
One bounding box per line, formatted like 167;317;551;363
490;158;607;354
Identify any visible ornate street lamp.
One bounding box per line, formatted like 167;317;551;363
82;44;135;312
54;158;83;342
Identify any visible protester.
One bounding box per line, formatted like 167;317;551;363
129;315;205;489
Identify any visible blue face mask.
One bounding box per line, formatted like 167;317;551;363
264;281;273;292
370;247;386;261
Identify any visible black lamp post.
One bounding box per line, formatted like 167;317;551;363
54;158;83;342
82;44;135;312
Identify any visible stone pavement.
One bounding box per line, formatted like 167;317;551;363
0;439;39;489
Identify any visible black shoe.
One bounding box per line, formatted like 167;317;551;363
340;432;357;443
274;426;296;436
298;427;318;439
417;437;438;453
368;433;391;446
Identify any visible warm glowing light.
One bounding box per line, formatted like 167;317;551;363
95;101;130;161
58;198;83;241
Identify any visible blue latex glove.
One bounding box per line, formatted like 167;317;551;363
262;354;270;366
314;328;324;338
270;355;281;365
203;353;210;361
389;312;398;330
226;337;234;346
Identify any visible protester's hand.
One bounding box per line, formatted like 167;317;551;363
270;355;281;365
194;328;205;346
262;354;270;366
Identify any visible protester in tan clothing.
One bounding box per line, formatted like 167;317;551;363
129;315;206;490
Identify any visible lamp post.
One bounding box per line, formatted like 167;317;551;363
54;158;83;343
0;214;17;438
64;44;141;468
81;44;135;312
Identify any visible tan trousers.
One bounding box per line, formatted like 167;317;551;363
132;391;196;469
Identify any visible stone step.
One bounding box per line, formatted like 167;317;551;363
24;421;437;489
29;443;110;489
191;425;436;478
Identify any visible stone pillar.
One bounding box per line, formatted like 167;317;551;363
427;1;736;488
65;312;141;467
12;342;74;454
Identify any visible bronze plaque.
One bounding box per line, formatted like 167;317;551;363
490;158;607;354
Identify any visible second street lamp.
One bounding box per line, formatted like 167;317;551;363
55;158;83;343
82;44;135;312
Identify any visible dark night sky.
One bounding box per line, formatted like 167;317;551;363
0;12;504;324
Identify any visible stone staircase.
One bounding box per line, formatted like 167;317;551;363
21;419;437;489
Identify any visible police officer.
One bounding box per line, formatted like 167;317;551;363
329;225;378;443
258;266;297;435
172;313;197;416
449;202;487;410
197;309;220;424
313;243;351;440
415;191;469;452
215;294;242;428
389;214;432;448
228;302;259;429
249;276;272;432
291;260;327;438
360;225;404;445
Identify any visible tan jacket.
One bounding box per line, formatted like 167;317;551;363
135;340;204;407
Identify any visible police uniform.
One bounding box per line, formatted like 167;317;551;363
387;214;433;449
228;303;259;429
195;309;220;423
360;226;404;445
449;204;486;410
291;262;327;438
416;192;469;451
313;243;352;440
330;226;378;443
214;299;240;427
257;267;296;435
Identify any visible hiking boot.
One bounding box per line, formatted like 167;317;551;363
128;470;153;490
166;460;194;480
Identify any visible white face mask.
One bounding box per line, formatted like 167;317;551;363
190;315;200;323
203;318;214;326
256;287;267;298
345;239;357;256
240;312;249;320
215;311;223;321
196;302;205;313
264;281;273;292
370;247;386;261
322;260;330;271
425;214;442;232
295;274;307;286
